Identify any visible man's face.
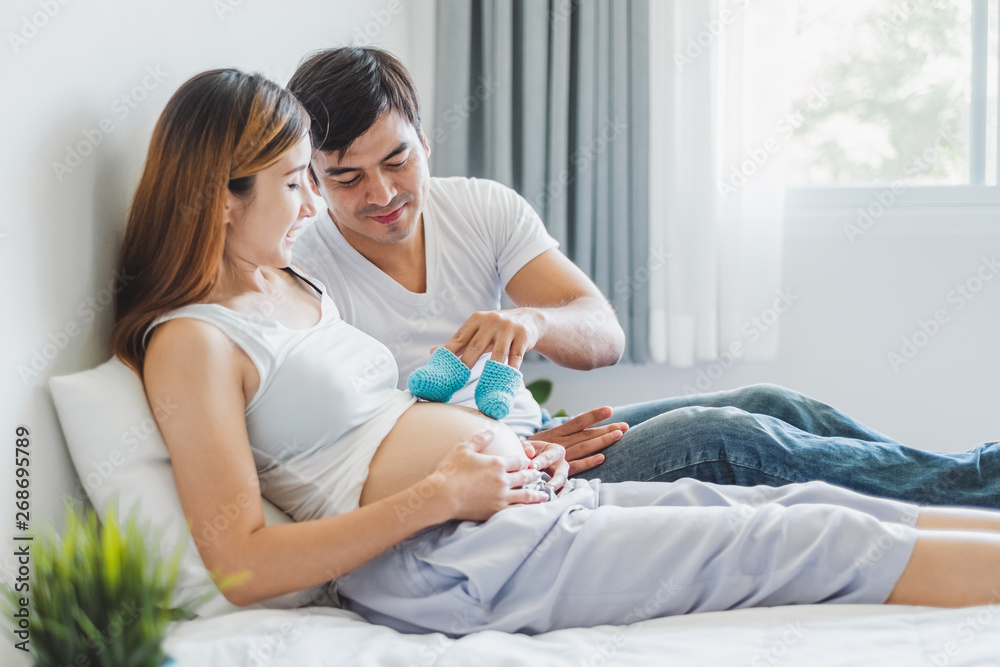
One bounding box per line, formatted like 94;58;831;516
310;110;431;249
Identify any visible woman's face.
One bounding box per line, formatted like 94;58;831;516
224;135;317;269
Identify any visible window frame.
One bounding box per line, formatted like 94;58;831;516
785;0;1000;218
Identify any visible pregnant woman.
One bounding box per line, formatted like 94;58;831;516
113;68;1000;636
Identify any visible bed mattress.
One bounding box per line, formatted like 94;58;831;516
161;603;1000;666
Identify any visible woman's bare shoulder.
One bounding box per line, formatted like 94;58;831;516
144;317;242;386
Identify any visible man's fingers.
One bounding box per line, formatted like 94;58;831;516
443;321;477;361
507;332;529;370
554;406;614;434
567;454;605;476
563;429;623;460
489;330;514;364
555;422;627;447
461;331;490;368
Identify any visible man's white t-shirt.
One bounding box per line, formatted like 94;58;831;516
292;176;559;437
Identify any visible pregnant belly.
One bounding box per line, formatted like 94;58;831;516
358;401;530;506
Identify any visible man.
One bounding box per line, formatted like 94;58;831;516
288;46;999;507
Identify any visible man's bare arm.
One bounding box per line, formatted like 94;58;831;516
443;249;626;370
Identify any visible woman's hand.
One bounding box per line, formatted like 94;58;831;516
430;428;551;522
520;439;569;491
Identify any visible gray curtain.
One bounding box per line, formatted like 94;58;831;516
432;0;650;363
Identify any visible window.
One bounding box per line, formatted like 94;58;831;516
785;0;1000;212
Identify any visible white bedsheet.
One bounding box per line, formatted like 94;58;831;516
162;603;1000;666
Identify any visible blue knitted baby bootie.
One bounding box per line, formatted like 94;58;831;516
475;360;522;420
407;347;471;402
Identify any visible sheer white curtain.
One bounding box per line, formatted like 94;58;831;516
648;0;795;367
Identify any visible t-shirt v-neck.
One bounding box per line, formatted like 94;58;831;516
321;212;439;306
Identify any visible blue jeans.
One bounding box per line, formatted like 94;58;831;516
540;383;1000;508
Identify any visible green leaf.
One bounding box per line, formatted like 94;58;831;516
525;379;553;405
25;501;193;666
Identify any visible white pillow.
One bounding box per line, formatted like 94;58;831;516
48;356;337;618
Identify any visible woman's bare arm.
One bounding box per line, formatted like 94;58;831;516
143;318;542;606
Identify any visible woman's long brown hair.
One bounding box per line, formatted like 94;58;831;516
112;69;309;378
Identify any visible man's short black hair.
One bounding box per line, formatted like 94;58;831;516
287;46;422;160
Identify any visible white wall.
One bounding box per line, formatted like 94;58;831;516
0;2;432;664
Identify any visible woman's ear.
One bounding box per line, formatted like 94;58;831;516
222;189;240;227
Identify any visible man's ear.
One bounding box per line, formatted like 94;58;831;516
307;166;322;196
419;127;431;159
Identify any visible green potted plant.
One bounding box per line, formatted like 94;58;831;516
4;502;200;667
526;379;567;417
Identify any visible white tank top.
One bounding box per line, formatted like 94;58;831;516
143;265;417;522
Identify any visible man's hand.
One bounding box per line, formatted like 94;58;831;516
520;439;569;491
440;308;545;370
527;407;628;476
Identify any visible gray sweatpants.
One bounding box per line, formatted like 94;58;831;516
335;478;920;635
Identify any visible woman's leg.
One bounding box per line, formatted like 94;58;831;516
887;531;1000;607
917;506;1000;532
339;479;927;635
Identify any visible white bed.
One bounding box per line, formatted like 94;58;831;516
162;603;1000;666
42;358;1000;667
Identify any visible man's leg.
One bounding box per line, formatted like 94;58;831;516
601;383;897;442
575;404;1000;509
